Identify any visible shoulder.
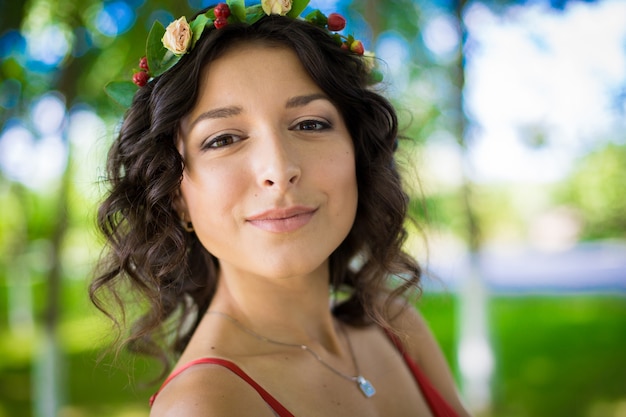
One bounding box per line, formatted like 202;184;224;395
384;298;436;362
384;298;472;417
149;359;277;417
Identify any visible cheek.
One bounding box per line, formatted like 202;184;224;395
337;147;357;185
343;162;359;214
322;147;358;214
180;166;243;221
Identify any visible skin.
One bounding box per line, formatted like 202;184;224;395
152;44;471;417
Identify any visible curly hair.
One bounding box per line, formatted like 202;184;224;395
91;14;421;372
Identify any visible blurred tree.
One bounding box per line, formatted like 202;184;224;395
556;142;626;240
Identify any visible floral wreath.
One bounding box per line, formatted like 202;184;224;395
105;0;381;108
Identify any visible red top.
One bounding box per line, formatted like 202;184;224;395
150;330;460;417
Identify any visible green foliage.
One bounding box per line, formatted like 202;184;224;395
228;0;247;21
104;81;138;108
351;0;422;40
416;293;458;371
190;14;211;47
287;0;311;18
305;9;328;26
556;142;626;240
410;192;468;235
146;21;180;77
244;5;266;24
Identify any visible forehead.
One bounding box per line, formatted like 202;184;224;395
178;43;328;137
188;44;322;114
202;43;315;89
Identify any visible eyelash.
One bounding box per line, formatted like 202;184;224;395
203;133;244;149
201;119;332;150
292;119;332;131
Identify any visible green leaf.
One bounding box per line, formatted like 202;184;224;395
146;21;167;75
157;50;182;76
227;0;246;22
304;9;327;27
104;81;138;108
146;20;185;77
368;69;384;85
245;4;265;24
287;0;310;18
330;33;343;46
190;15;210;48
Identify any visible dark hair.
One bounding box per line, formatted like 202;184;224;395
91;14;421;371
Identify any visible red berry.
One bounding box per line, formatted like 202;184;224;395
214;16;228;29
350;40;364;55
327;13;346;31
214;3;230;18
139;56;149;72
132;71;149;87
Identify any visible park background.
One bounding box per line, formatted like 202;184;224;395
0;0;625;416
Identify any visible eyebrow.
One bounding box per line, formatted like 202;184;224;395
285;93;329;108
188;106;243;130
188;93;329;131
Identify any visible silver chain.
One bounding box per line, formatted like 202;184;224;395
206;311;361;383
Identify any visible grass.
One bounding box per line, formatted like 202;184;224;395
1;293;625;417
487;294;626;417
420;293;626;417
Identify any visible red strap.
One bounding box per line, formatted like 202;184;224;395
150;331;458;417
384;329;460;417
149;357;295;417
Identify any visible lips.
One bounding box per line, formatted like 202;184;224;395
246;206;317;233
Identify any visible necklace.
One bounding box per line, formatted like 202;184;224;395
207;311;376;398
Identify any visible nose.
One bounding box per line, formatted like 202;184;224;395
255;130;301;190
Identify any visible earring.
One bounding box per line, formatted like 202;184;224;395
180;212;194;232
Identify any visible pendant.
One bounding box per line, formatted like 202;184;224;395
356;376;376;398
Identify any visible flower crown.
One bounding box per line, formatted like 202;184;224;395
105;0;381;108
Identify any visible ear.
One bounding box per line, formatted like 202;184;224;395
173;188;195;232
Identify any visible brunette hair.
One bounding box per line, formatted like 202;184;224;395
91;14;421;370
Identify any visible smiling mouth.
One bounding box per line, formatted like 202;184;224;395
246;207;317;233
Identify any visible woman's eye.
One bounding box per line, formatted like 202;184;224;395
294;120;331;131
205;134;241;149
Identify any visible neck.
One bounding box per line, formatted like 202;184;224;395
207;260;342;353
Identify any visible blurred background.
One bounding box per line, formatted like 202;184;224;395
0;0;624;416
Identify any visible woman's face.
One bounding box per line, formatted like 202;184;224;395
177;44;358;281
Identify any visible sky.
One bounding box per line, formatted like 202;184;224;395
464;0;626;183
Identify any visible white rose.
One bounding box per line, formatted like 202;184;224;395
261;0;292;16
162;17;192;55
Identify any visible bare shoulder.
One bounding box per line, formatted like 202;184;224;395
149;361;276;417
384;297;473;417
384;297;436;360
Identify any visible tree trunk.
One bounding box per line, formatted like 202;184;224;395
452;1;493;414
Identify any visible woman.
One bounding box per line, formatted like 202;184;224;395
92;1;470;416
